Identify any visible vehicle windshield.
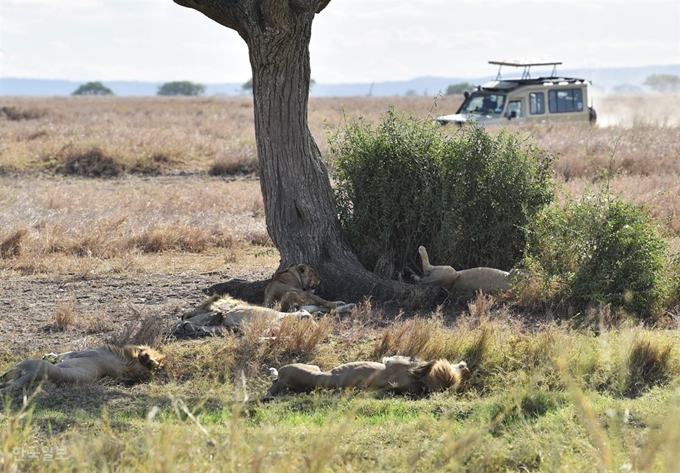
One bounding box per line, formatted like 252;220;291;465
463;92;506;117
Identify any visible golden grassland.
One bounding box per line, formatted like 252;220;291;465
1;94;679;275
1;95;680;472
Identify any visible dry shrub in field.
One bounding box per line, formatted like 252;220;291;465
512;273;552;313
55;147;124;178
235;316;335;373
208;145;258;176
128;152;178;175
51;147;177;178
625;336;674;397
373;316;448;360
0;229;27;258
269;316;334;356
53;299;77;331
106;308;173;348
129;224;233;253
468;292;495;321
346;297;385;326
49;298;115;334
0;105;46;121
462;325;491;375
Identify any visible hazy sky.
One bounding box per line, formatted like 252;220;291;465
1;0;678;84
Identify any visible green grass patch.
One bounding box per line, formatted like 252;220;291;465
2;322;680;472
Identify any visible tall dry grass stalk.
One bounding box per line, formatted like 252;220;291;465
53;298;77;331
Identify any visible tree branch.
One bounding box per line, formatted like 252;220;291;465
315;0;332;13
172;0;244;32
288;0;331;14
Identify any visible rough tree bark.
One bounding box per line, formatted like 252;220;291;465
174;0;446;306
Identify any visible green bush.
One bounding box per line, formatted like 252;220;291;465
71;81;114;96
328;110;555;277
523;190;668;318
157;81;206;96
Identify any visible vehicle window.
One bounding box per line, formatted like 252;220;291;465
529;92;545;115
548;89;584;113
464;93;506;117
507;101;522;118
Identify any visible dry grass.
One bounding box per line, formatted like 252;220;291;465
0;174;264;275
1;95;678;279
48;297;117;334
1;95;678;471
0;229;27;258
53;299;77;332
625;335;674;397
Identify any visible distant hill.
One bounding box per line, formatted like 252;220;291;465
1;65;678;97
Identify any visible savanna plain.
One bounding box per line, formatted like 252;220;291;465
1;94;680;472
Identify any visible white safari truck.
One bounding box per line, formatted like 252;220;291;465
437;60;597;126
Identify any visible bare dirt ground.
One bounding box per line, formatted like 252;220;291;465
0;270;237;357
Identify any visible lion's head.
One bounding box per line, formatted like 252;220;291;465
415;360;470;392
274;264;321;292
295;264;321;292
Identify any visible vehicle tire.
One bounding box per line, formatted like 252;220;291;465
589;107;597;125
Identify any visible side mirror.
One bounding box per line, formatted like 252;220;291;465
508;110;517;119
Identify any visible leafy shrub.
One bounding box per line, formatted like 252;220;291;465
71;81;114;96
445;82;475;95
329;111;555;276
523;190;668;318
157;81;206;96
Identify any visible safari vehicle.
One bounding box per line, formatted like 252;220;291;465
437;60;597;126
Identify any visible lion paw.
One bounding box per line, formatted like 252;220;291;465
334;303;356;314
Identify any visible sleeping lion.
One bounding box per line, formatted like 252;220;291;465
174;294;313;336
418;246;513;293
0;344;164;394
264;355;470;399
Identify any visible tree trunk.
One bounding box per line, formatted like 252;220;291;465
173;0;443;306
244;8;393;302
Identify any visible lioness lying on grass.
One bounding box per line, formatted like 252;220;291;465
175;294;313;336
0;344;164;394
264;356;470;399
418;246;513;293
264;263;350;312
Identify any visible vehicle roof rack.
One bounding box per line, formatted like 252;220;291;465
489;59;562;80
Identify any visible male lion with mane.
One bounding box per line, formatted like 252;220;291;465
264;263;347;312
0;344;164;394
264;356;470;399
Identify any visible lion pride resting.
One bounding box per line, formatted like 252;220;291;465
264;263;348;312
418;246;513;293
265;356;470;399
0;344;164;394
